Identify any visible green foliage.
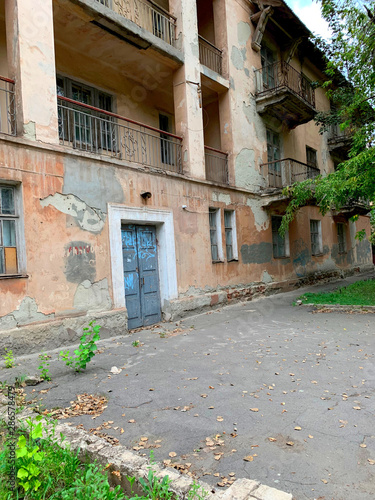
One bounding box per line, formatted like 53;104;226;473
60;464;125;500
132;340;140;348
59;320;101;372
187;482;209;500
38;353;51;381
16;420;45;493
282;0;375;239
138;469;174;500
2;348;15;369
297;279;375;305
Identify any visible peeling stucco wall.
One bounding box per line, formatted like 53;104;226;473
40;193;106;233
0;297;54;331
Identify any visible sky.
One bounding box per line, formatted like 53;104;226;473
284;0;331;39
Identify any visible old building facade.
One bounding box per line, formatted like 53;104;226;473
0;0;372;353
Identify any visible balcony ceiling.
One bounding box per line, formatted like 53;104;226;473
53;0;178;95
256;89;316;129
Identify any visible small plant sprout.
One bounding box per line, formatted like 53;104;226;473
132;340;141;347
38;353;51;381
2;348;15;368
59;320;101;372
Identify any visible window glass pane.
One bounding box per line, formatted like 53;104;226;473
3;220;16;246
0;248;4;274
1;188;15;215
226;245;233;261
57;77;65;97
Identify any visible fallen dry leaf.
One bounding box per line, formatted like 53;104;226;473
140;437;148;442
368;459;375;465
286;441;294;446
294;426;302;431
321;479;328;484
268;437;277;442
201;394;208;398
250;408;259;412
353;406;361;410
128;419;136;423
243;455;254;462
308;435;314;439
169;452;177;458
360;444;367;448
217;416;224;422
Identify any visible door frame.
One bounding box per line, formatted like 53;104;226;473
108;205;178;312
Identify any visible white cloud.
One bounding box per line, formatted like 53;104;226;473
286;1;331;40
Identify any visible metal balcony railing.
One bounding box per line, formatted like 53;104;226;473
261;158;320;189
95;0;176;46
58;96;183;173
198;35;223;75
205;146;228;184
255;61;316;109
0;76;16;136
328;124;353;146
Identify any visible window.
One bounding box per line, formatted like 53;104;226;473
306;147;317;169
301;74;314;103
337;223;346;253
261;45;276;89
267;129;281;187
224;210;238;261
209;208;223;262
159;113;175;166
57;76;114;152
310;220;323;255
0;186;18;274
272;216;290;258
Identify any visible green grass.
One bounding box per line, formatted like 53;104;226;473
297;279;375;306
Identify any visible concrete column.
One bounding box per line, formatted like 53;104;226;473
5;0;59;144
170;0;205;180
213;0;229;78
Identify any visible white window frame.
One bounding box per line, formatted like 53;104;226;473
224;209;238;261
271;216;290;259
209;208;224;263
0;181;26;276
310;219;323;256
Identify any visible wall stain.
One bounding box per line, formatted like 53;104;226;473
241;242;272;264
64;241;96;283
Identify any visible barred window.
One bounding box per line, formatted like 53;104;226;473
310;220;323;255
224;210;238;261
0;186;18;274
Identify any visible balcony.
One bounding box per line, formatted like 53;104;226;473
0;76;16;136
94;0;176;47
198;35;223;76
205;146;228;184
328;124;353;157
254;61;316;129
57;96;183;173
261;158;320;191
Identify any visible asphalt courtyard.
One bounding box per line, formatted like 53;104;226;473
3;272;375;500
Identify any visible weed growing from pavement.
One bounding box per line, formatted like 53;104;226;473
132;340;141;347
2;348;15;368
0;417;209;500
297;279;375;306
38;354;51;381
59;320;101;372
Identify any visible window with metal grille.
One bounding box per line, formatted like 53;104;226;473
306;146;317;168
310;219;323;255
224;210;238;261
0;186;18;275
209;208;223;262
57;76;114;151
337;223;346;253
272;216;289;258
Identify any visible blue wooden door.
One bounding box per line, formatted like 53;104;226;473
122;224;161;329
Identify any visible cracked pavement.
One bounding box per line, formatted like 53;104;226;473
2;272;375;500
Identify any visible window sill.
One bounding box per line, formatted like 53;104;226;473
227;259;239;263
0;273;29;280
312;253;324;257
212;260;224;264
273;256;290;260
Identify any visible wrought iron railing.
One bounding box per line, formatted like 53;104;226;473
205;146;228;184
255;61;316;109
0;76;16;136
57;96;183;173
328;124;353;146
261;158;320;189
95;0;176;46
198;35;223;75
